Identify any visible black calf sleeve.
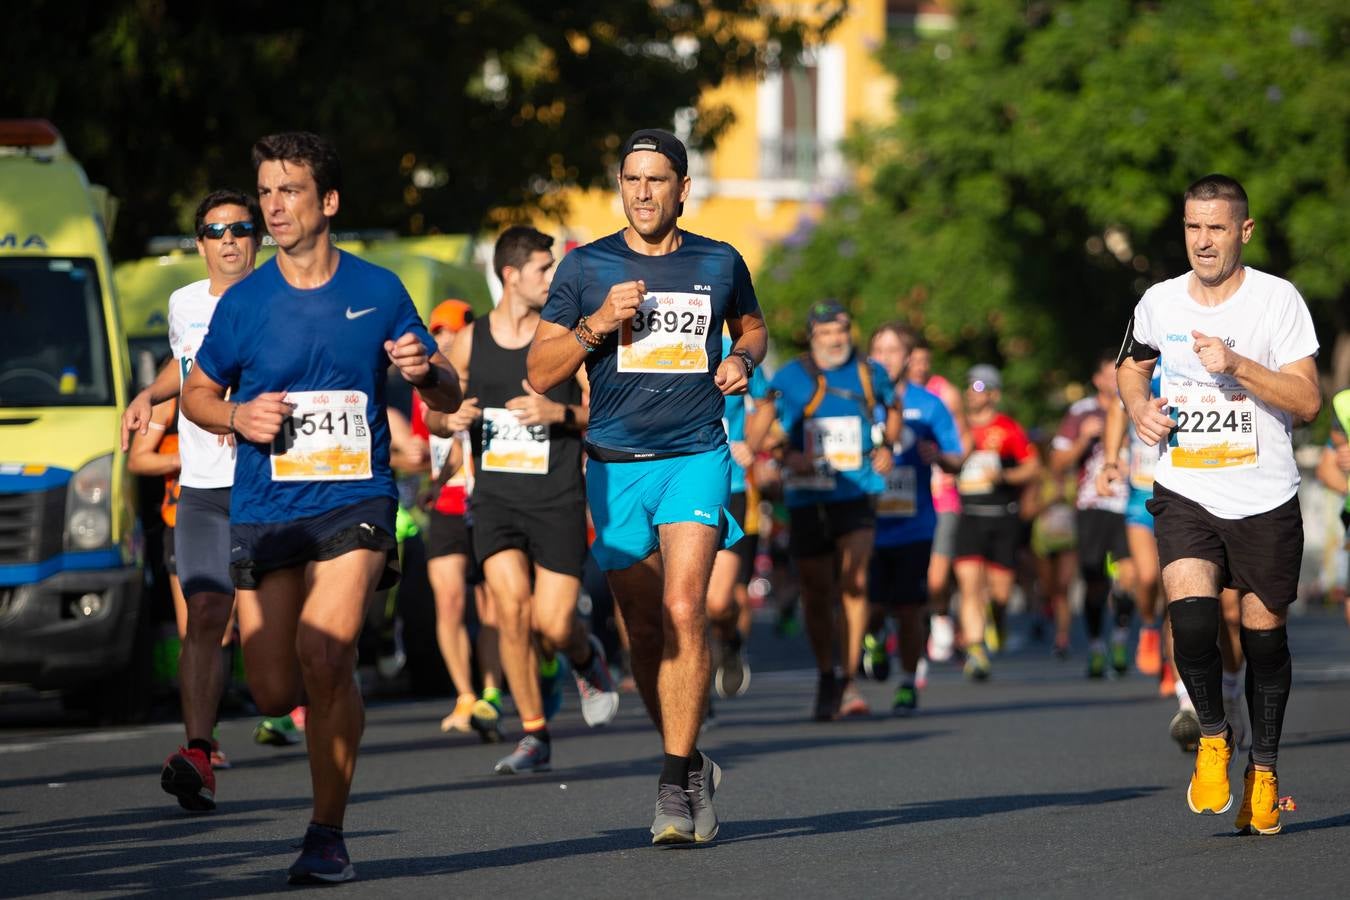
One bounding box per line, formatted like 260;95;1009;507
1112;590;1135;629
1083;579;1110;640
1169;596;1225;735
1240;626;1291;768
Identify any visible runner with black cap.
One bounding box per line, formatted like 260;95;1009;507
527;127;767;845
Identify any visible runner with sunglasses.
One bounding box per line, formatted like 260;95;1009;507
121;190;262;812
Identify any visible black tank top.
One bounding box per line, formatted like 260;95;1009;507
466;316;583;506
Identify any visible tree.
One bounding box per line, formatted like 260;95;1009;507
757;0;1350;426
3;0;841;258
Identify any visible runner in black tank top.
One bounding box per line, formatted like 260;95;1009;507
467;315;584;507
428;226;619;777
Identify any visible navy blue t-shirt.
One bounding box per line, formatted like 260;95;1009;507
194;252;434;526
875;382;963;547
540;230;760;456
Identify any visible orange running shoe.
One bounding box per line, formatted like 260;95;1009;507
1234;768;1282;835
1186;729;1234;815
1159;664;1177;699
1135;627;1162;677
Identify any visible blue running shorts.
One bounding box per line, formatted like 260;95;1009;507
1125;486;1154;531
587;446;743;572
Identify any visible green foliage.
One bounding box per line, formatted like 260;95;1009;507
2;1;841;259
758;0;1350;427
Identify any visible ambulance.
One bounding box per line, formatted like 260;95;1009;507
0;120;148;721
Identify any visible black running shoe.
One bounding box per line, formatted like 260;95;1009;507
287;824;355;884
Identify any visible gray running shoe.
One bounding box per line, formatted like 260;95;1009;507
573;635;620;727
651;783;695;845
493;734;551;774
1170;707;1201;754
688;753;723;843
714;642;751;699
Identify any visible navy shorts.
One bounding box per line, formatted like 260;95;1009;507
230;496;399;591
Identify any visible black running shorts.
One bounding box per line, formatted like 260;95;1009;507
1075;508;1129;577
470;496;588;579
425;508;470;560
725;490;754;585
954;511;1022;571
788;496;876;559
230;496;400;591
1147;482;1302;610
869;540;932;606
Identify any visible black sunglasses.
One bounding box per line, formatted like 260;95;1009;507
200;221;256;239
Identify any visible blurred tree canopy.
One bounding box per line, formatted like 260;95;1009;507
757;0;1350;426
3;0;841;259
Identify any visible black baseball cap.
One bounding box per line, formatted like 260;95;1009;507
620;129;688;178
806;299;850;331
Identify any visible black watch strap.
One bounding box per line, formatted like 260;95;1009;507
732;348;754;376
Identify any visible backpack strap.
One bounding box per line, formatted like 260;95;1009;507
856;358;876;417
800;353;828;419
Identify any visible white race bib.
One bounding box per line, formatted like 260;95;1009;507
1129;433;1158;490
1164;375;1258;470
617;292;711;374
270;390;372;481
481;407;549;475
807;416;863;472
878;464;919;518
957;449;1003;495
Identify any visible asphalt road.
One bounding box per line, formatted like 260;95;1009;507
2;609;1349;898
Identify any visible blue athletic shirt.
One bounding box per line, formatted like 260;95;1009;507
194;252;435;526
875;382;963;548
770;352;895;507
722;335;771;494
540;230;760;456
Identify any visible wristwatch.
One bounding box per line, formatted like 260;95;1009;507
731;348;754;376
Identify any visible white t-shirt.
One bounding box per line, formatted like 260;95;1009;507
167;279;235;488
1130;267;1318;518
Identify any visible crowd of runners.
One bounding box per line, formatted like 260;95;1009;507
118;128;1348;884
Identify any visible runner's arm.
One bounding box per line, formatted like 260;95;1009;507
1117;356;1173;446
126;400;180;477
745;392;779;454
121;358;182;451
1095;401;1129;495
180;366;291;443
526;320;589;394
1230;354;1321;424
1001;445;1041;487
1316;443;1348;495
425;324;481;437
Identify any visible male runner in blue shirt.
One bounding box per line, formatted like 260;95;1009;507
527;129;767;845
182;132;460;884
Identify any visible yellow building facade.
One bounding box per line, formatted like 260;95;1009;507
539;1;902;275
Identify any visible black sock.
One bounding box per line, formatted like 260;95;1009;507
687;749;703;773
660;753;690;789
1169;597;1225;736
574;645;595;672
309;821;343;835
727;631;743;653
527;726;551;744
1241;625;1291;768
188;737;213;756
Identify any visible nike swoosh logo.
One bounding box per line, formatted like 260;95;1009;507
346;307;377;320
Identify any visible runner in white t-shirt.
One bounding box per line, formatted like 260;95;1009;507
121;190;261;812
1116;174;1320;837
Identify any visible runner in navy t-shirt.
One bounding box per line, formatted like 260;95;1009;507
527;129;767;846
182;132;460;885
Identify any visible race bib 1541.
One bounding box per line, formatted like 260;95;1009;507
271;390;372;481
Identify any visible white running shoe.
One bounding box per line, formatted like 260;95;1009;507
928;614;955;663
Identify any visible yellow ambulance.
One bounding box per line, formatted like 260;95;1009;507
0;120;148;721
